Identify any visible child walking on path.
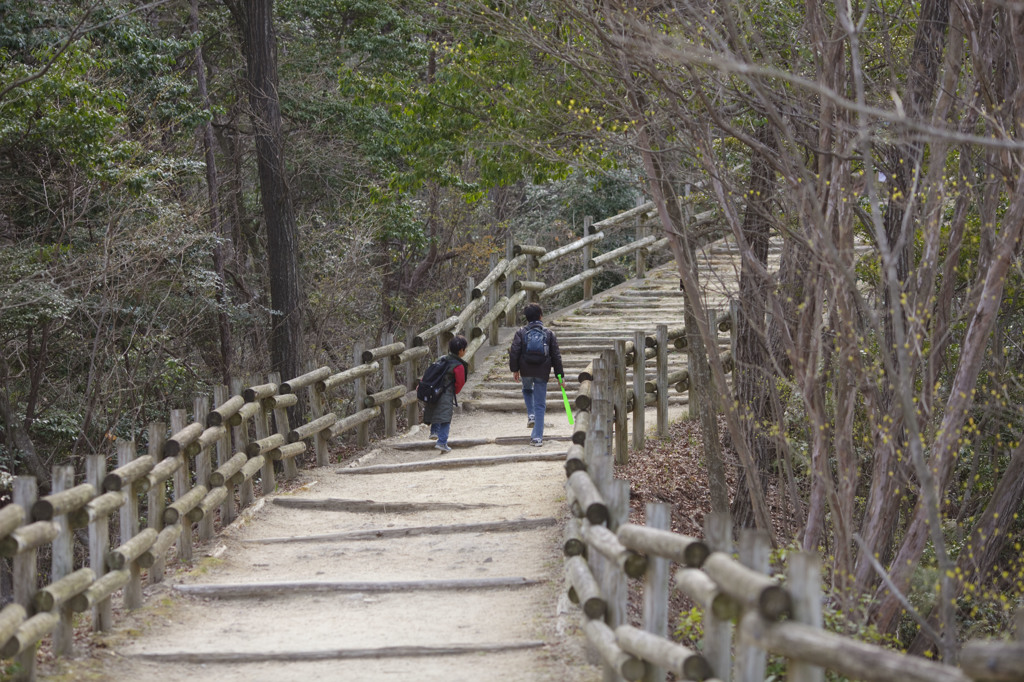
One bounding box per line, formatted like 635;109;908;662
422;335;469;452
509;303;564;447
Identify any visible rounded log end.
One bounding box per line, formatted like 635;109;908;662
242;388;258;403
137;552;156;569
412;336;425;347
0;636;21;659
33;592;55;613
711;593;741;621
279;383;294;395
624;553;648;579
470;327;484;339
564;460;586;478
674;337;689;351
163;508;181;526
30;500;55;522
68;594;90;613
471;288;484;300
244;443;261;458
620;656;646;681
102;473;124;493
683;541;710;568
106;552;126;572
645;336;657;348
162;441;181;459
563;538;586;557
286;431;301;444
585;502;608;527
758;585;793;621
575;396;592;411
206;413;223;428
571;432;586;446
68;510;88;529
577;372;592;383
187;508;204;523
682;653;713;681
675;379;691;393
185;442;201;458
0;538;18;558
209;474;226;488
361;351;375;363
582;596;606;620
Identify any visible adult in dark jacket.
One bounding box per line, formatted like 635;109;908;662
422;335;469;452
509;303;564;446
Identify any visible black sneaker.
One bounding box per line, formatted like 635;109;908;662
530;438;543;447
527;416;535;428
435;443;452;453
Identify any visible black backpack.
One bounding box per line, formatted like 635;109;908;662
522;325;549;363
417;357;455;404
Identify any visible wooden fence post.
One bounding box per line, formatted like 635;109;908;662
117;440;143;610
170;409;194;563
603;478;630;682
231;377;255;509
487;254;500;346
147;421;167;582
633;330;646;452
612;343;628;464
642;502;671;682
405;327;420;432
656;324;669;438
308;374;330;467
268;371;297;480
787;552;825;682
353;343;369;447
252;381;276;496
381;333;397;436
734;529;770;681
526;251;538;305
505;235;516;325
704;511;733;681
635;199;647;279
213;385;237;526
194;396;214;540
583;216;594;301
86;454;112;630
51;465;74;656
12;476;38;680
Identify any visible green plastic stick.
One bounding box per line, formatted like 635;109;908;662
558;375;574;425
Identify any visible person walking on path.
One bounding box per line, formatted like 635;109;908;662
423;335;469;452
509;303;564;447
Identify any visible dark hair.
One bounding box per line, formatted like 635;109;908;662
524;303;543;322
449;334;468;354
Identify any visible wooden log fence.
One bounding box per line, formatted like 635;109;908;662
1;202;1016;682
557;326;1011;682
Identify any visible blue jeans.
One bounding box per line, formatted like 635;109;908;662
521;377;548;441
430;422;451;445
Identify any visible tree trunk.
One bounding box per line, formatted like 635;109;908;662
228;0;304;386
730;126;778;530
191;0;232;386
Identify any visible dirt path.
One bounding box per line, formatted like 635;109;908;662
42;249;754;681
46;344;601;682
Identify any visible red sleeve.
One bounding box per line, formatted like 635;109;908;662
454;363;466;394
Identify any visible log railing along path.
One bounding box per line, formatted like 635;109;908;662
2;202;1023;681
